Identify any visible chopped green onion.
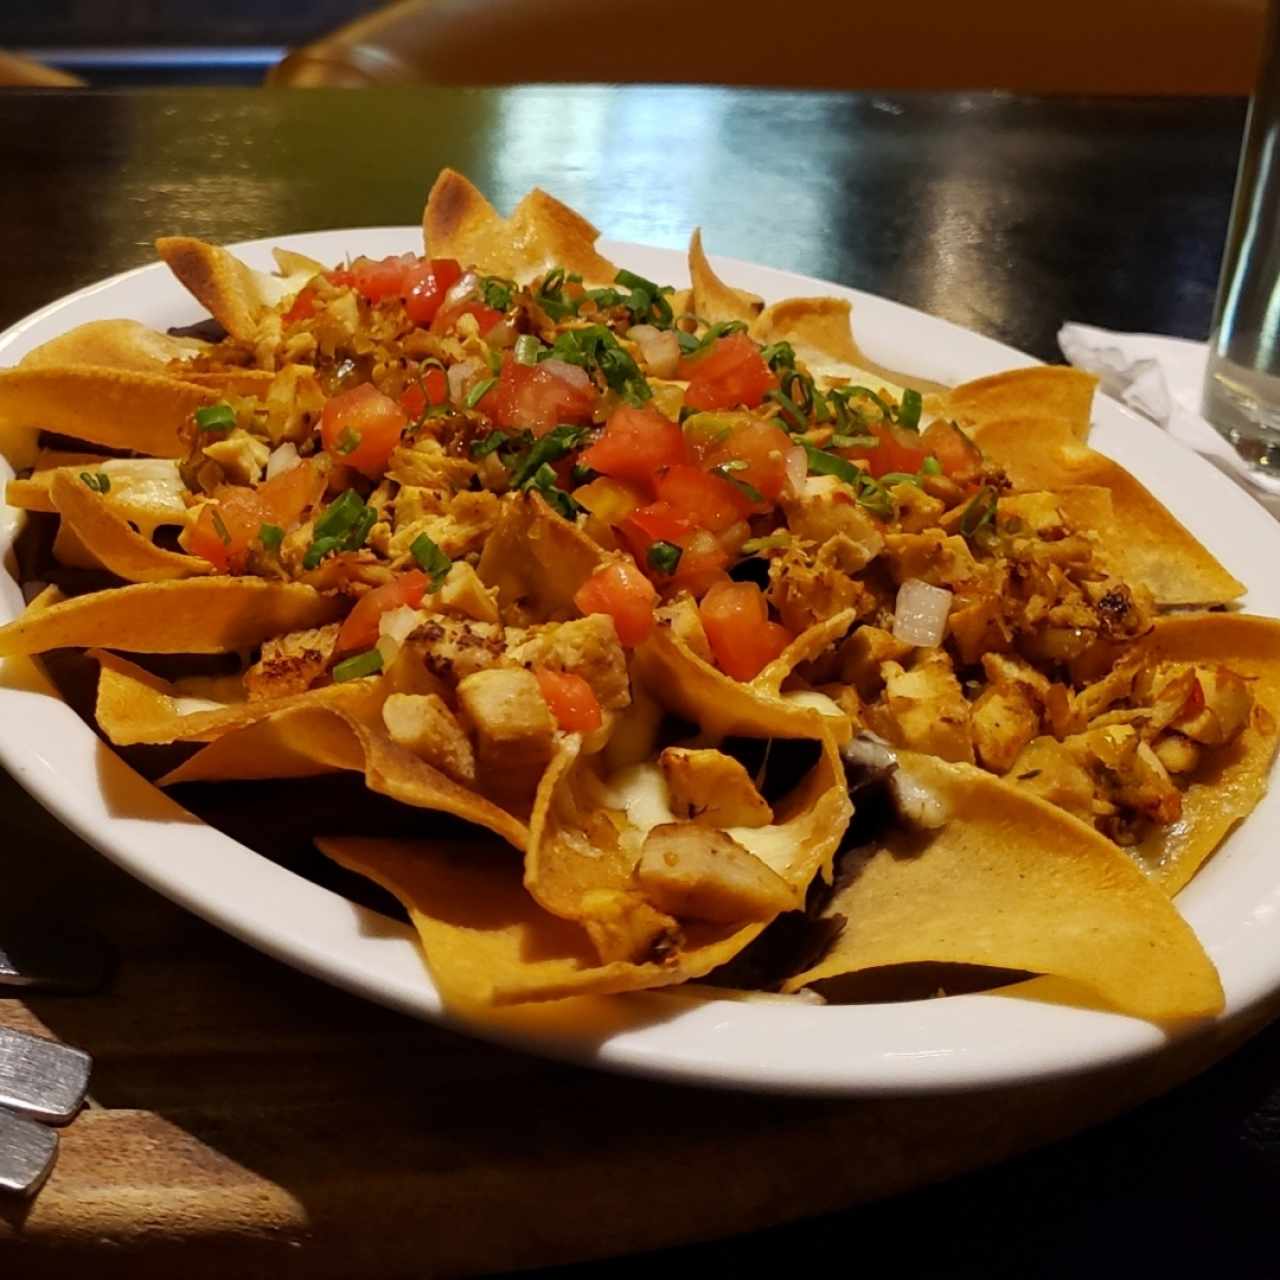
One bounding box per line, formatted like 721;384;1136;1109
465;377;498;409
959;485;999;539
513;334;541;366
210;510;232;546
313;489;365;541
855;474;894;519
344;504;377;551
302;535;342;569
527;462;581;520
646;540;683;574
613;268;674;326
712;462;764;504
761;341;796;371
79;470;110;494
410;532;452;589
878;472;922;487
766;387;808;432
507;424;590;489
831;432;878;448
259;522;284;551
336;426;362;455
479;276;514;312
195;402;236;432
741;530;792;554
471;430;509;459
332;648;384;682
845;386;894;421
675;330;701;354
571;462;597;485
533;266;578;321
898;387;923;430
921;455;943;476
801;442;860;485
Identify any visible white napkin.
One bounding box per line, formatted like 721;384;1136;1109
1058;321;1280;518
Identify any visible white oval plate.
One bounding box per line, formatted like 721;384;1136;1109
3;229;1279;1097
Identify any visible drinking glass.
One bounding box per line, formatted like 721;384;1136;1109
1203;0;1280;475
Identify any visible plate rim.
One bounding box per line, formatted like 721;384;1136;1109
2;227;1279;1097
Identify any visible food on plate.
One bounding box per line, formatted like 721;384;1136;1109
2;169;1277;1021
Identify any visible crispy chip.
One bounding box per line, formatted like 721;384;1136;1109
783;752;1224;1020
18;319;209;374
947;366;1098;440
1128;614;1280;893
165;702;530;848
687;229;763;325
971;415;1245;605
633;611;853;743
179;369;277;396
317;834;761;1007
49;471;209;582
156;236;312;343
0;578;343;657
423;168;617;285
0;365;213;459
749;296;947;397
477;491;606;619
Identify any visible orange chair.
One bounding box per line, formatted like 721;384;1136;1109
270;0;1267;94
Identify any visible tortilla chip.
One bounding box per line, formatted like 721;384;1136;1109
18;319;209;374
156;236;312;343
687;229;762;325
179;369;277;396
783;752;1224;1021
1127;614;1280;894
0;578;343;657
749;296;947;398
317;834;760;1006
92;650;381;746
48;471;209;583
0;365;213;460
477;491;605;618
526;731;851;961
972;416;1245;605
165;702;530;849
947;366;1098;440
423;168;617;285
633;612;853;743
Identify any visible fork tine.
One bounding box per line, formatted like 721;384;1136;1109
0;1107;58;1197
0;1028;91;1124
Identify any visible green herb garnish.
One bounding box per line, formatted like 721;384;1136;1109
465;377;498;409
410;532;451;589
647;540;683;574
513;334;541;366
336;426;362;455
507;424;590;489
313;489;364;540
801;442;860;485
897;387;923;430
479;276;514;312
541;325;651;405
920;455;943;476
259;522;284;552
533;266;578;321
79;470;110;494
959;485;999;540
878;472;923;487
712;460;764;504
761;341;796;371
470;430;509;459
195;402;236;432
527;462;581;521
332;648;384;682
210;510;232;546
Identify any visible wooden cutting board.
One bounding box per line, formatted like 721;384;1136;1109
0;768;1266;1279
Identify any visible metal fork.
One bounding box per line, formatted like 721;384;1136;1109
0;928;103;1196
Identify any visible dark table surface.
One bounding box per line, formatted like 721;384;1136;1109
3;86;1278;1278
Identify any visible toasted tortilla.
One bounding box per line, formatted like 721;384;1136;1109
687;228;762;325
18;318;209;374
947;366;1098;440
8;457;189;540
423;168;617;285
0;365;213;460
49;471;209;582
971;415;1245;605
0;578;343;657
1128;614;1280;894
783;752;1224;1021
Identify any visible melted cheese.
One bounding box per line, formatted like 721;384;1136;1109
599;762;675;836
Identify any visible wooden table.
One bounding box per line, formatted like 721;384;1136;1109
4;87;1279;1278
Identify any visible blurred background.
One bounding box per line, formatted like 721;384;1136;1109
0;0;1270;93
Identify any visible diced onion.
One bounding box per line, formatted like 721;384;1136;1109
782;445;808;500
628;324;680;379
376;604;421;667
265;441;300;480
447;357;484;406
540;357;593;390
441;271;478;312
842;733;897;773
485;318;518;350
892;578;952;648
891;768;951;829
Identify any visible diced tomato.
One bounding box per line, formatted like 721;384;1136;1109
579;405;688;493
920;418;983;482
534;666;603;733
431;296;504;337
701;419;794;507
682;332;777;412
486;355;597;434
669;529;731;597
620;501;694;547
840;422;928;479
337;570;428;654
652;464;747;532
573;560;657;647
326;267;355;288
283;285;319;326
699;580;793;681
351;253;416;303
185;461;324;573
398;366;449;420
402;257;463;328
320;383;408;477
